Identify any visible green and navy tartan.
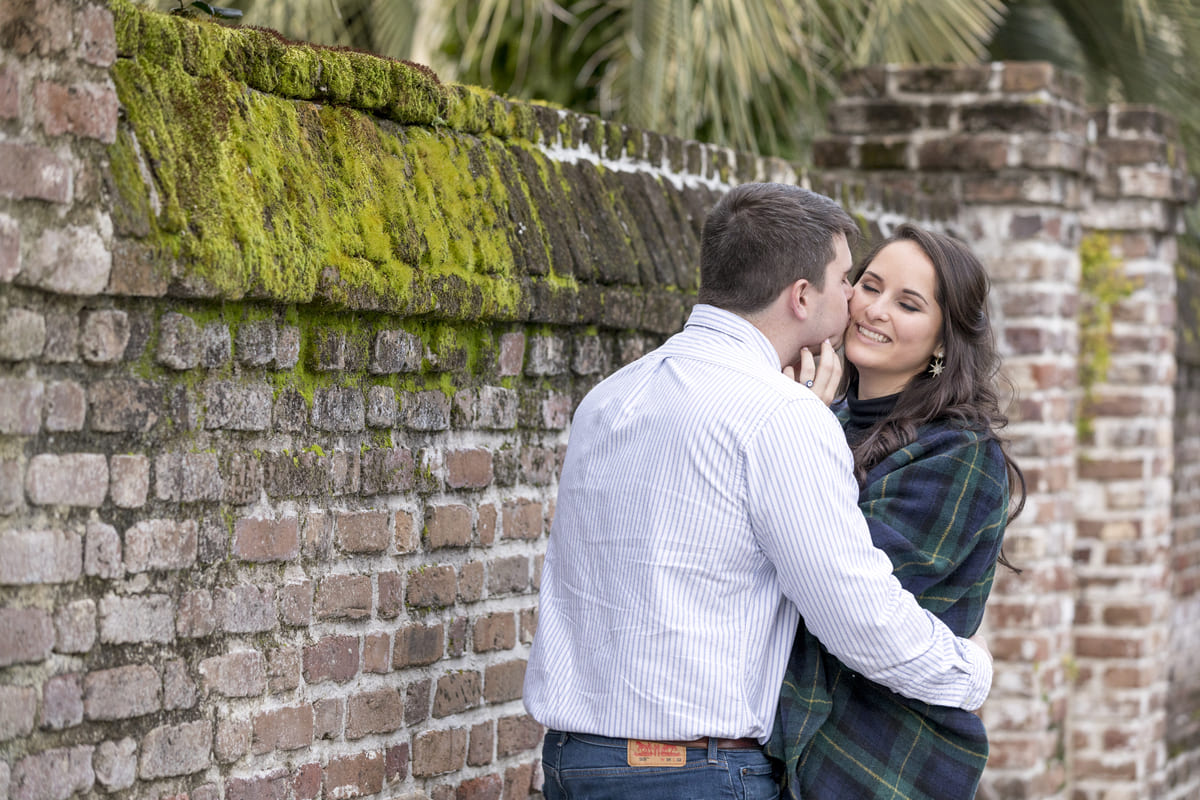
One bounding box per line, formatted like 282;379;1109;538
766;413;1011;800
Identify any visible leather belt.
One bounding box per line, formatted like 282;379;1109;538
658;737;761;750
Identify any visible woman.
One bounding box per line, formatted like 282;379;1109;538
768;224;1026;799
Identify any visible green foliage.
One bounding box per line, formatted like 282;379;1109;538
1077;233;1135;435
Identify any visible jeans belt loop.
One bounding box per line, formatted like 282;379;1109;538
706;736;719;765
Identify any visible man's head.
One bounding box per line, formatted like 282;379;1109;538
698;183;859;314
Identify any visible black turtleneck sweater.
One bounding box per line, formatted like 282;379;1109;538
841;383;900;446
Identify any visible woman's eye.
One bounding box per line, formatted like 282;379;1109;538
899;303;918;312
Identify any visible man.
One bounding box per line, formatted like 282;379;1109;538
523;183;992;799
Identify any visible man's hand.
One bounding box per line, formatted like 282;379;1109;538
784;339;842;405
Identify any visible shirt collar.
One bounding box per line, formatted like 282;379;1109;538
684;304;782;369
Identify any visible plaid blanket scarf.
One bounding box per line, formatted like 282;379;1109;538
766;415;1010;799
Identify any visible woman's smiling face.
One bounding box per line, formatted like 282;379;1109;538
845;239;944;399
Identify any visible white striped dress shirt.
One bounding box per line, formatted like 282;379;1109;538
523;304;991;743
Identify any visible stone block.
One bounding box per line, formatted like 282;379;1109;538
363;632;390;674
200;651;267;698
108;454;149;508
79;309;129;363
84;521;122;579
371;329;422;373
163;658;197;710
365;385;397;427
0;685;37;740
201;322;231;367
0;142;70;204
107;238;167;295
312;387;365;431
93;738;137;791
41;674;83;730
400;390;450;431
139;720;212;778
155;452;222;502
34;79;118;143
378;571;403;618
78;5;117;66
0;308;46;360
236;320;277;366
273;387;307;430
0;607;54;666
0;529;81;584
0;458;22;514
43;380;86;431
0;378;42;434
311;328;364;371
26;454;107;507
266;647;301;693
24;225;110;294
124;519;198;572
98;593;174;644
476;386;518;429
226;769;290;800
54;599;96;654
203;380;273;430
525;335;568;375
278;581;312;627
215;716;250;764
41;311;78;362
83;664;159;720
360;447;415;495
9;746;94;800
458;561;484;603
215;584;277;633
156;312;200;369
497;332;524;376
88;378;160;431
313;697;345;740
275;324;300;368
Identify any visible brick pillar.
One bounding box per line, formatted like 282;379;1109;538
1072;106;1192;800
813;62;1091;800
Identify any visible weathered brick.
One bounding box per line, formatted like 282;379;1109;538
335;510;390;553
266;646;301;693
104;454;147;509
156;312;200;369
312;387;365;431
93;738;137;790
488;555;530;596
459;561;485;603
10;745;94;800
434;670;482;717
478;504;497;545
474;612;516;653
83;664;159;720
278;581;313;627
200;651;267;698
476;386;519;429
502;498;544;540
469;721;495;767
25;225;110;294
371;329;423;373
79;309;129;363
226;769;290;800
406;678;432;725
0;308;45;360
303;634;360;683
364;632;391;673
484;660;527;704
504;761;535;799
446;449;493;489
408;564;457;609
0;378;42;434
263;449;329;496
0;142;70;204
201;321;231;366
412;728;467;778
26;454;107;507
426;504;472;548
497;332;524;376
78;4;116;66
40;310;78;362
365;385;397;427
458;774;503;800
346;688;404;739
448;616;469;658
385;743;410;783
0;69;17;122
315;574;372;620
215;584;277;633
1;458;22;513
34;79;117;142
273;387;308;430
163;658;197;710
542;391;572;429
395;509;419;553
378;571;404;618
40;674;82;730
496;714;542;758
215;716;251;763
294;762;322;799
124;519;197;572
204;380;273;430
155;451;222;502
525;336;568;375
311;328;364;371
394;623;443;668
400;390;450;431
0;529;81;584
54;599;95;654
177;589;216;638
313;697;345;740
361;447;415;495
252;704;314;754
233;516;300;562
99;593;174;644
107;238;167;295
0;685;37;740
88;378;160;431
324;751;385;799
139;719;212;778
236;320;277;366
43;380;85;431
520;608;537;644
331;449;360;495
83;521;122;579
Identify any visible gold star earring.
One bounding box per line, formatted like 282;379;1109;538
929;349;945;377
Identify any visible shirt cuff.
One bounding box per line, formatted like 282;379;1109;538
959;636;994;711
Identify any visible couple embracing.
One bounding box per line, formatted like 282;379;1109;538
523;182;1026;800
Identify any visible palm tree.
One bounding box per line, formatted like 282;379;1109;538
175;0;1200;164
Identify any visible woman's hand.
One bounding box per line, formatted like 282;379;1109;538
784;339;842;406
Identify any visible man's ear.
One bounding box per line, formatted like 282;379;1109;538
788;279;811;321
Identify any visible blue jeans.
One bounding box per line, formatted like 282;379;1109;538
541;731;780;800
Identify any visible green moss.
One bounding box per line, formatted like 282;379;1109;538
1077;232;1136;436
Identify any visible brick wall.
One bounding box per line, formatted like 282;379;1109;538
2;4;1199;800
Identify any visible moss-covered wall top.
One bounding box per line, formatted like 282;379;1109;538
106;0;798;334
